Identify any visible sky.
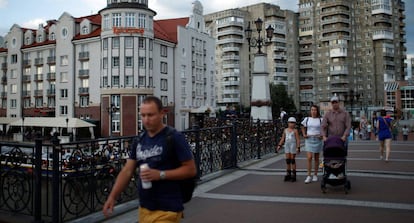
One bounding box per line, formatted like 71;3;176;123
0;0;413;68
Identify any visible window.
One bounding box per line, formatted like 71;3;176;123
138;13;146;28
139;38;145;48
139;57;145;68
10;69;17;79
112;76;120;86
80;96;89;107
160;79;167;91
11;84;17;94
35;98;43;108
103;57;108;68
112;13;122;27
50;32;56;40
104;14;110;30
160;62;167;73
11;54;18;64
11;99;17;108
125;75;133;87
125;56;133;67
112;37;120;48
37;35;43;42
60;55;68;66
102;76;108;87
111;94;121;132
103;39;108;50
138;76;145;86
112;57;120;67
125;12;136;27
60;105;68;115
160;45;167;57
60;89;68;98
82;26;89;34
125;37;133;48
60;72;68;82
149;58;153;69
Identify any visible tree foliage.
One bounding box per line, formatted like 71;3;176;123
270;83;296;118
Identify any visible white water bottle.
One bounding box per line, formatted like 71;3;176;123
140;163;152;189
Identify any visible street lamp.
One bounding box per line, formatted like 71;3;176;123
245;18;274;122
245;18;274;54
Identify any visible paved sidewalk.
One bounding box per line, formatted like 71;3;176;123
95;140;414;223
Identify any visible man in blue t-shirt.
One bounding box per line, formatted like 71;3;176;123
103;96;196;222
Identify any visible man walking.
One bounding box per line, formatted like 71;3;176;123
103;96;196;223
321;95;351;144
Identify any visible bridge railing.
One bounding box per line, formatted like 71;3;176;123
0;119;279;222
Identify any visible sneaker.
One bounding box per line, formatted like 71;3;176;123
304;176;312;184
312;175;318;182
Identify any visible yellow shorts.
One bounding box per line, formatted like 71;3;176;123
138;207;183;223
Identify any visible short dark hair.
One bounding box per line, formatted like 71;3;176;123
142;96;163;111
380;109;386;116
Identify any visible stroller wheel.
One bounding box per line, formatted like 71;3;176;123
321;180;327;193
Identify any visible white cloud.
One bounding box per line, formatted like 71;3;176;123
0;0;7;8
22;18;46;29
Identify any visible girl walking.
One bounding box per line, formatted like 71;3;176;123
277;117;301;182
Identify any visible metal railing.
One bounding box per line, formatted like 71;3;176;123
0;119;279;222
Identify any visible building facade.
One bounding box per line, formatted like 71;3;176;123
0;0;215;138
204;3;298;110
298;0;407;119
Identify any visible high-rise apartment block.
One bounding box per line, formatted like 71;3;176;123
298;0;407;117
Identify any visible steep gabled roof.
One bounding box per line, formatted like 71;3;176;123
154;17;189;44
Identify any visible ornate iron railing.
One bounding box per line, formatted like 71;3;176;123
0;119;279;222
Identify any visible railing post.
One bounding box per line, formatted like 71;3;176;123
231;120;238;168
33;133;43;223
51;133;60;223
256;119;261;159
192;124;201;179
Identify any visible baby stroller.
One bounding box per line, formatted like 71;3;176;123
321;136;351;194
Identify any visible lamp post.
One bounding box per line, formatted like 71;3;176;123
245;18;274;122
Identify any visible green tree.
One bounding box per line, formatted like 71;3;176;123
270;83;296;118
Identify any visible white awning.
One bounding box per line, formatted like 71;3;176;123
8;117;95;128
384;82;399;92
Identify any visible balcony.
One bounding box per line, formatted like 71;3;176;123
78;69;89;78
79;52;90;61
22;90;31;97
22;75;31;82
23;60;31;67
47;72;56;81
1;62;7;70
34;74;43;82
47;89;56;96
79;87;89;95
1;75;6;84
1;92;7;98
47;56;56;64
34;90;43;97
34;58;44;66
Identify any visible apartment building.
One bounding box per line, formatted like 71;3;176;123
298;0;407;119
204;3;298;110
0;0;215;137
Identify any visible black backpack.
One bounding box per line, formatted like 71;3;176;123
137;126;197;203
164;126;197;204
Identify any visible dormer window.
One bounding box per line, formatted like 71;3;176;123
50;32;56;41
25;37;31;45
37;35;43;42
82;26;89;35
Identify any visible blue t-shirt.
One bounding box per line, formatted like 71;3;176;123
129;126;193;212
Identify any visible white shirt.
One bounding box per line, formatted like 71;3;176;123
301;117;322;136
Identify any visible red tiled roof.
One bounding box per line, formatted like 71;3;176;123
75;14;101;25
21;40;56;49
0;48;7;53
154;17;189;44
73;27;102;40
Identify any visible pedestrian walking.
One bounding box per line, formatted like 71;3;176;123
402;125;409;141
367;122;372;140
301;105;323;184
377;109;392;162
103;96;196;223
277;117;301;182
321;95;351;147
